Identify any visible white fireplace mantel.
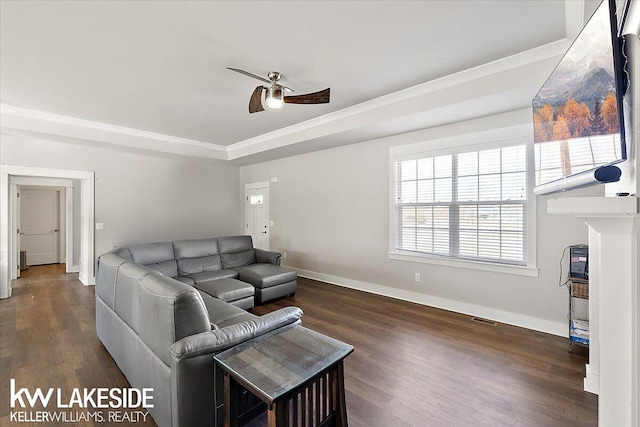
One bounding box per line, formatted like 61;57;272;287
548;196;639;427
548;195;639;217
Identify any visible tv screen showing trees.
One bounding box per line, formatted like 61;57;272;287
532;0;623;186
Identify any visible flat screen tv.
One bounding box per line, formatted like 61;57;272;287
532;0;629;194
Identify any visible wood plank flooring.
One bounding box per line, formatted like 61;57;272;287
0;265;597;427
254;279;596;427
0;265;155;427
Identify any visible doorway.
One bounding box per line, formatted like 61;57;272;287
1;165;95;299
12;179;79;279
16;183;80;275
20;187;62;267
245;182;270;250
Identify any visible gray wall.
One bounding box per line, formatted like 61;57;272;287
240;109;596;332
0;109;596;332
1;132;243;257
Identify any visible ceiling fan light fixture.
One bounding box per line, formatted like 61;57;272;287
266;86;284;109
227;67;330;114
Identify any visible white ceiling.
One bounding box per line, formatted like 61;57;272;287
0;1;580;161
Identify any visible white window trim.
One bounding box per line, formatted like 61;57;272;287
388;124;538;277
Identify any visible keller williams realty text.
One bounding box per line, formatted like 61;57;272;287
9;379;153;423
10;410;150;423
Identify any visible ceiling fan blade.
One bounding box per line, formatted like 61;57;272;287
284;88;330;105
227;67;271;84
249;86;265;113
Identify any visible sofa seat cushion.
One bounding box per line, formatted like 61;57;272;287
230;297;254;311
173;276;195;286
194;278;254;303
198;292;258;327
229;265;255;273
188;269;238;283
238;264;297;289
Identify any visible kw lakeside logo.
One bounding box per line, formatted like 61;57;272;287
9;379;153;423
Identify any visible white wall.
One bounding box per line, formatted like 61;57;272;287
72;179;81;265
1;132;243;257
241;109;596;335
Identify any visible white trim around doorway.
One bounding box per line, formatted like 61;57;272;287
0;165;95;299
11;178;79;275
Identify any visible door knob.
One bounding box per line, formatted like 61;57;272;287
52;229;59;233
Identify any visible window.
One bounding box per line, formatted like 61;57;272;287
534;134;622;185
249;194;264;205
393;144;528;266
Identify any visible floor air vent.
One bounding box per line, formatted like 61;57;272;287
471;317;497;326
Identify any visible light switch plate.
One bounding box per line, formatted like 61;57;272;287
96;223;104;230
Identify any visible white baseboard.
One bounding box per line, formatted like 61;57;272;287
584;364;600;395
79;273;95;286
294;267;567;337
66;264;80;273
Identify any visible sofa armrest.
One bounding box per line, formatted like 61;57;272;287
255;248;282;265
170;306;303;360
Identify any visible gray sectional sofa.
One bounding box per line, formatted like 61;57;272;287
95;236;302;427
121;235;297;306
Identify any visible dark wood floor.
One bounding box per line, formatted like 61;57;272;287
0;265;597;427
0;265;155;427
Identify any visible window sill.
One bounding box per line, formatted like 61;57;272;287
388;252;539;277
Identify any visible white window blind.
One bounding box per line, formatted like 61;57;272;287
394;145;527;265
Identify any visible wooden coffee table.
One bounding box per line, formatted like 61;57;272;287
214;324;354;427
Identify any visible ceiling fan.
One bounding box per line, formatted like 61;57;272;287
227;67;330;114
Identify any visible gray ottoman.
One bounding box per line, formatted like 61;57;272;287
193;278;255;310
238;264;297;304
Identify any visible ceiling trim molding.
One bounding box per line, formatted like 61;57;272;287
0;104;228;160
225;38;570;160
1;38;571;164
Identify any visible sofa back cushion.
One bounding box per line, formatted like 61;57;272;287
97;252;128;309
128;242;178;277
174;238;219;259
138;274;211;366
174;238;222;275
129;242;175;264
217;236;256;268
112;246;133;261
143;260;177;277
115;262;153;331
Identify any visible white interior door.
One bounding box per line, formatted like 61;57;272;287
19;188;60;266
245;182;269;250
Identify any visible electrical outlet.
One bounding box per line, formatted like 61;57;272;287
283;252;287;259
415;273;420;282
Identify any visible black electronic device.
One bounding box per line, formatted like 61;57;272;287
570;246;589;280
